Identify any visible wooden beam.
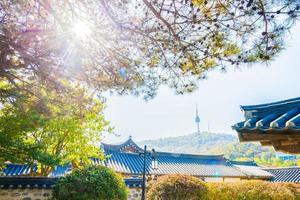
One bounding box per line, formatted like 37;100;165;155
280;140;299;146
241;133;300;141
274;145;300;154
238;131;300;153
260;141;273;146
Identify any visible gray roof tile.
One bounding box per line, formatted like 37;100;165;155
234;97;300;131
265;167;300;183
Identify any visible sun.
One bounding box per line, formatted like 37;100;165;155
71;20;92;40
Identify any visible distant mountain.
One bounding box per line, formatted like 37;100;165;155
138;132;238;155
138;132;299;167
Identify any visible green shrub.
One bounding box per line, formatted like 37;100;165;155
276;183;300;200
52;166;127;200
208;180;297;200
147;174;209;200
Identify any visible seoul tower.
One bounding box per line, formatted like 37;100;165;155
195;105;200;134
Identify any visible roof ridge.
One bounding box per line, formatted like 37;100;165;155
264;166;300;170
230;160;257;166
154;151;224;158
5;163;35;166
241;97;300;111
107;149;228;161
102;137;143;151
101;137;133;147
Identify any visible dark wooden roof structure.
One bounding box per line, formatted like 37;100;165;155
233;97;300;154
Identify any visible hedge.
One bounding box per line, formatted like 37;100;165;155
147;174;300;200
52;166;127;200
147;174;209;200
208;180;299;200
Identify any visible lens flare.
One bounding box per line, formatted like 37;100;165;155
71;21;91;40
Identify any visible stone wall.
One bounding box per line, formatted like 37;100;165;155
0;183;298;200
127;187;142;200
0;176;143;200
0;188;52;200
0;187;142;200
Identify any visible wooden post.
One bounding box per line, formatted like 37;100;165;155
141;145;147;200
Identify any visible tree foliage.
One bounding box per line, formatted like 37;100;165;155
0;0;299;99
226;142;300;167
53;166;127;200
0;81;110;176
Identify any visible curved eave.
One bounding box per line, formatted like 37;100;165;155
241;97;300;111
101;138;144;152
264;166;300;170
234;126;300;133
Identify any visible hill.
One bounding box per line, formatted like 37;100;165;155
138;132;237;154
138;132;299;167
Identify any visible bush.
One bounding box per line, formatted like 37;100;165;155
147;174;209;200
208;180;298;200
52;166;127;200
276;183;300;200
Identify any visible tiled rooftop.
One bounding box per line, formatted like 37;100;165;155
233;97;300;153
265;167;300;183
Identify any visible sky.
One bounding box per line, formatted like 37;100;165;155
102;23;300;143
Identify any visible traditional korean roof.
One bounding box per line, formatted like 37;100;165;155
101;137;144;153
233;97;300;153
265;167;300;183
1;138;279;179
95;150;246;177
1;138;247;178
232;161;273;179
1;164;70;178
2;164;37;176
95;138;247;177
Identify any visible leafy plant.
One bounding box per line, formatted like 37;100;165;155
0;83;110;176
208;180;298;200
147;174;209;200
52;166;128;200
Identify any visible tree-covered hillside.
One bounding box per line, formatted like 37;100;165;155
139;132;300;167
139;132;237;154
